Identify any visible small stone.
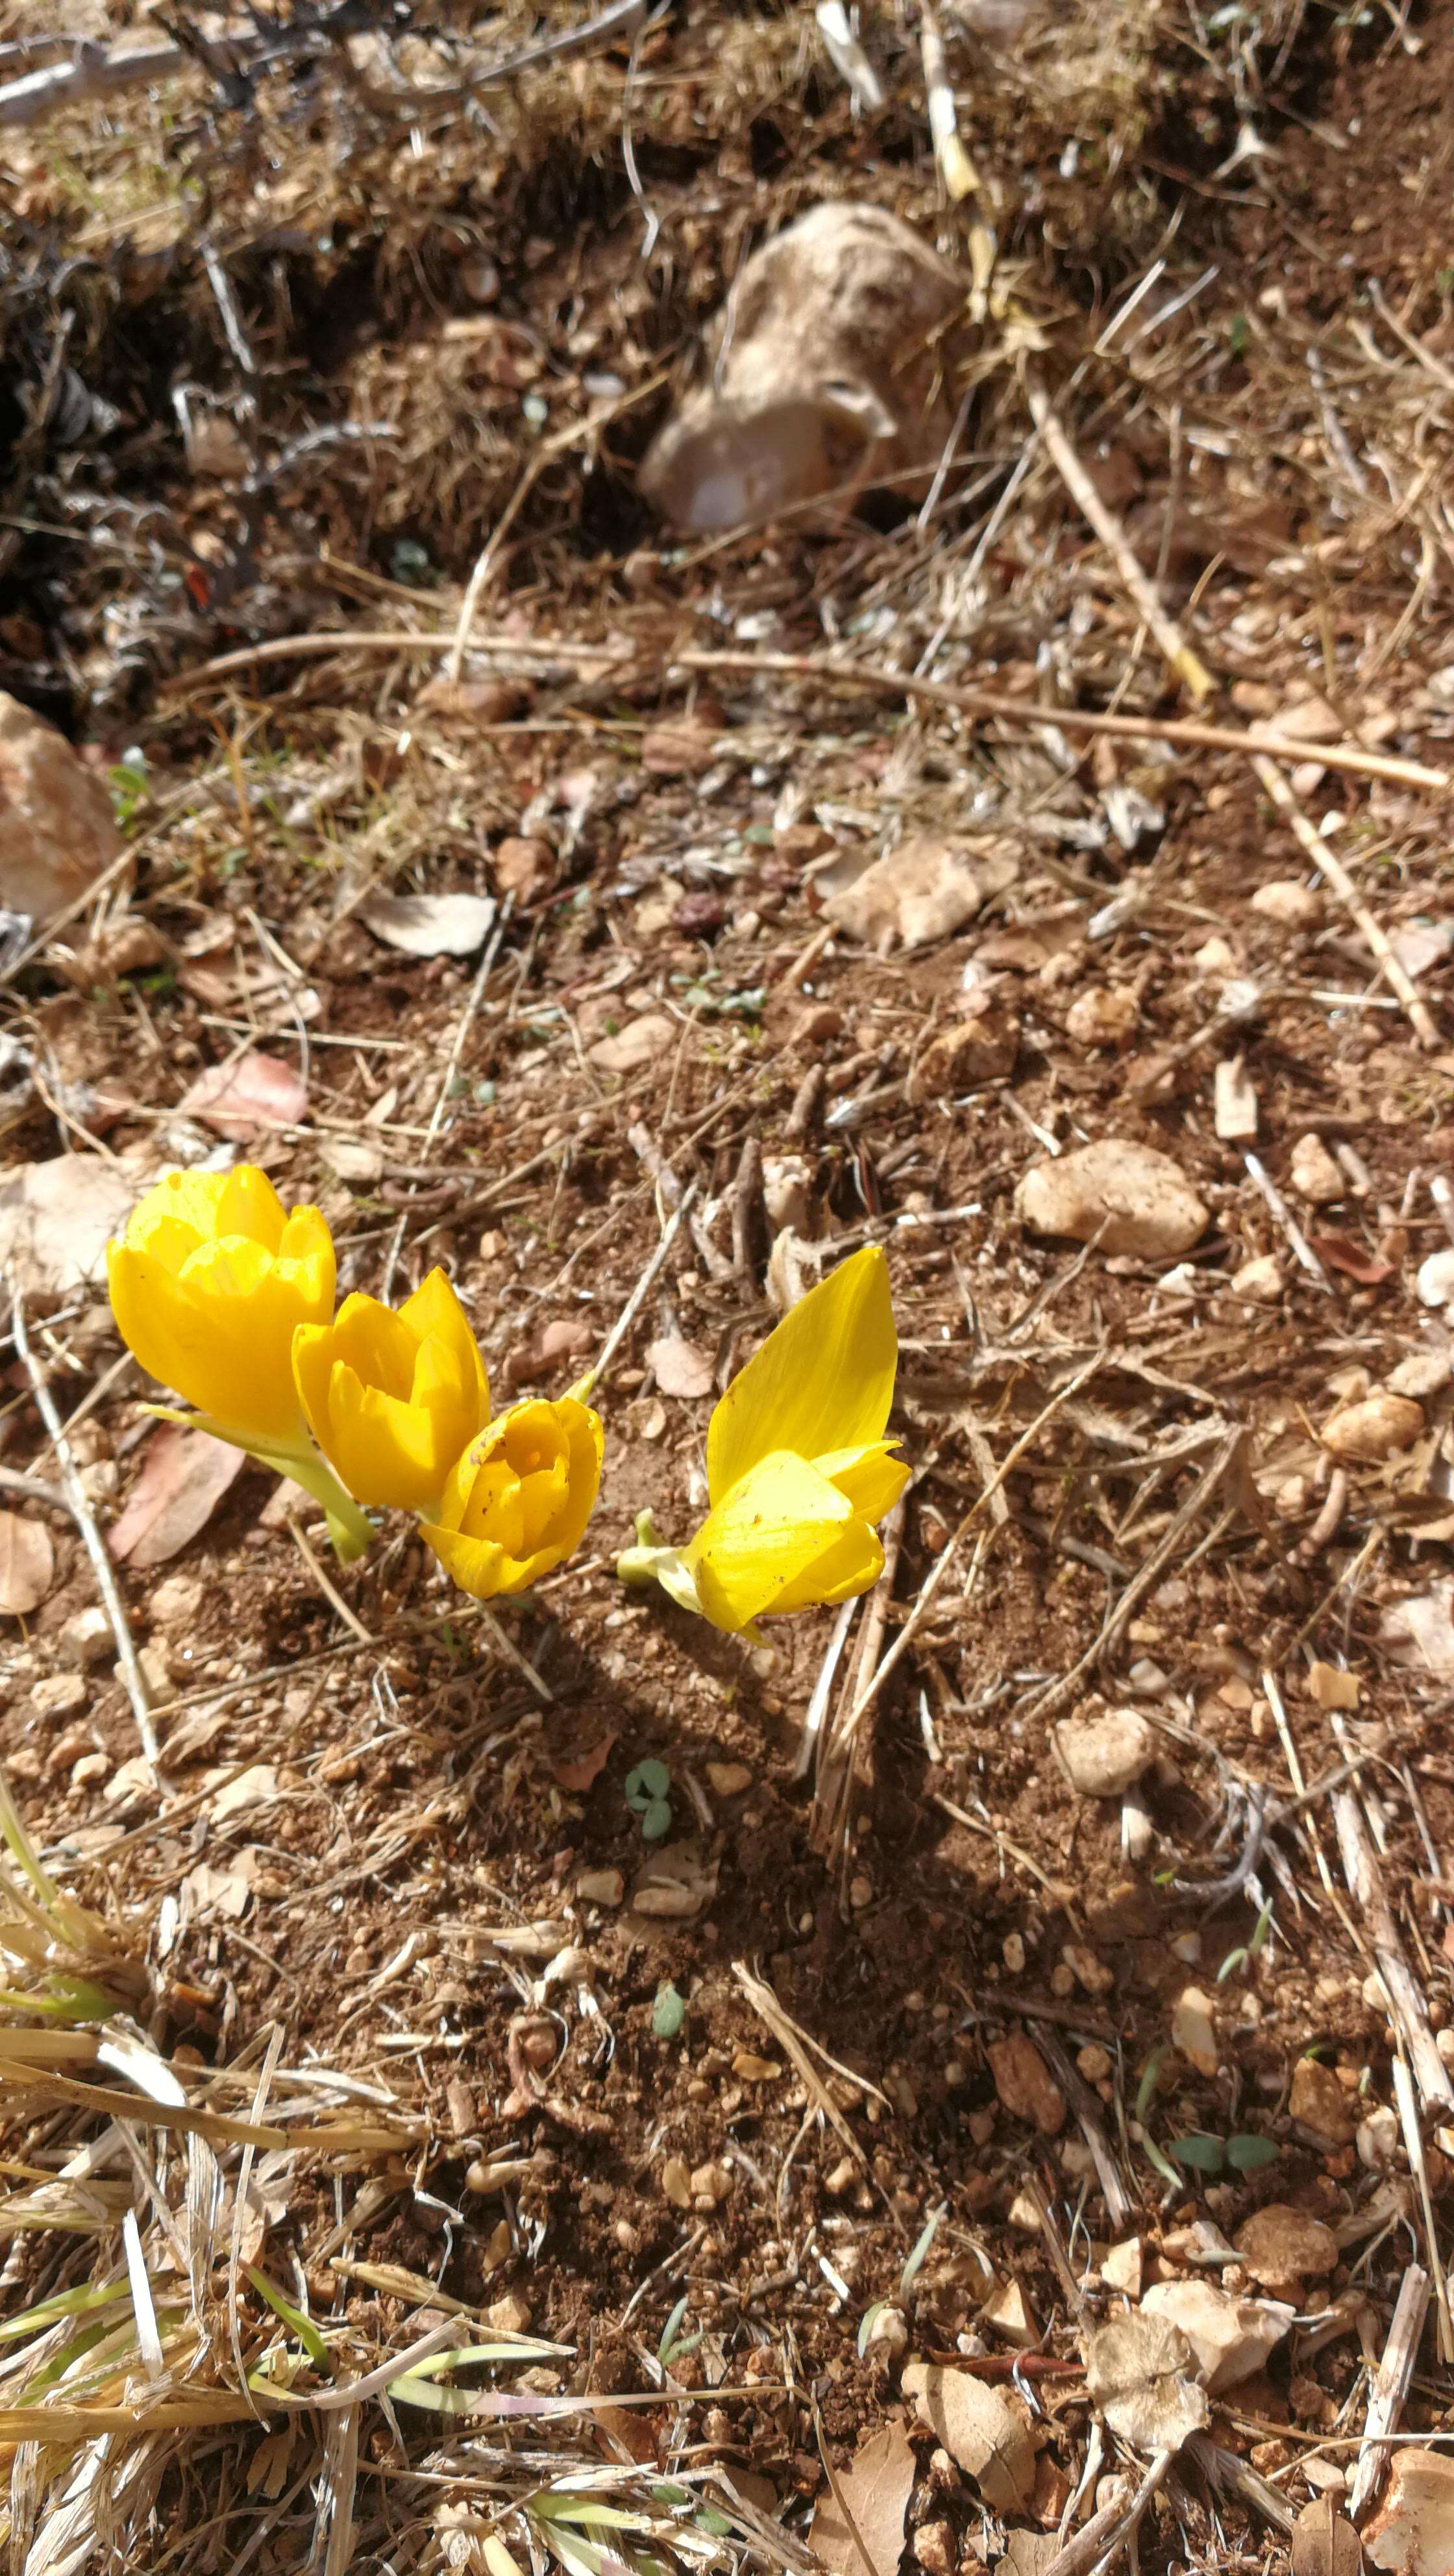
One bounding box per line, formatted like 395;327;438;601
1078;2044;1113;2085
1141;2279;1295;2393
1307;1662;1360;1711
587;1013;676;1076
825;2157;859;2197
1234;2204;1338;2291
691;2159;734;2207
1416;1249;1454;1311
1251;879;1322;928
71;1751;108;1788
1363;2446;1454;2576
1214;1055;1259;1142
914;2521;956;2576
1099;2238;1142;2296
31;1672;86;1718
906;1003;1021;1101
1290;1132;1344;1205
1193;935;1238;974
660;2157;693;2209
848;1875;873;1909
1231;1252;1284;1303
1322;1392;1423;1464
988;2033;1066;2137
135;1645;170;1698
446;2079;478;2140
1357;2105;1399;2169
1388;1352;1451;1400
707;1761;752;1796
1290;2055;1357;2147
491;836;554;900
1052;1707;1155;1798
575;1867;624;1907
1001;1931;1026;1974
981;2278;1037;2347
57;1606;112;1671
1172;1985;1219;2078
1066;987;1139;1049
149;1574;205;1631
1016;1141;1208;1262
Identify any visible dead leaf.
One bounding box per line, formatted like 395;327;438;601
548;1720;618;1792
587;1013;676;1075
179;1855;258;1920
809;2421;916;2576
1389;921;1454;981
1309;1234;1396;1285
180;1052;307;1142
1365;2449;1454;2575
902;2362;1035;2512
647;1337;715;1399
319;1135;385;1186
1081;2312;1209;2453
0;1509;54;1616
630;1842;719;1919
0;1154;137;1298
1292;2496;1363;2576
1379;1581;1454;1681
821;835;1018;951
362;892;498;958
108;1426;246;1568
210;1763;279;1824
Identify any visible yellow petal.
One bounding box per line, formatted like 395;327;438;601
427;1398;603;1598
419;1521;511;1599
817;1439;910;1523
684;1449;883;1634
705;1246;898;1505
402;1268;490;1420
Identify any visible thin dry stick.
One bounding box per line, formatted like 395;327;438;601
811;1493;907;1855
1348;2263;1429;2519
919;0;978;198
1332;1788;1454;2116
1391;2053;1453;2365
1251;753;1440;1051
1027;381;1214;702
158;634;1451;793
841;1347;1109;1741
1041;2446;1177;2576
8;1292;161;1774
731;1963;871;2170
286;1517;373;1646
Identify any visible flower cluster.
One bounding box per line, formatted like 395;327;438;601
106;1166;906;1628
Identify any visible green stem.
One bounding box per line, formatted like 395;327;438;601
253;1444;376;1565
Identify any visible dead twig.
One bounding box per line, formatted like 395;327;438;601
1027;382;1214;702
1251;754;1441;1050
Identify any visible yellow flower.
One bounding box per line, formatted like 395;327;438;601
645;1245;908;1633
421;1396;603;1599
106;1165;334;1450
292;1269;490;1515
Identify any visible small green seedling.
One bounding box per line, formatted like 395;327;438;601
624;1759;672;1842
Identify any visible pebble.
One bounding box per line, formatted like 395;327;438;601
1066;987;1139;1049
483;2292;532;2333
1016;1141;1208;1261
71;1751;108;1788
57;1607;112;1670
1230;1252;1284;1302
1001;1931;1026;1974
906;1003;1021;1102
1053;1706;1155;1798
149;1574;205;1631
1099;2238;1141;2296
1141;2279;1294;2393
1078;2044;1113;2084
1251;880;1322;928
913;2521;956;2576
1290;1132;1344;1204
31;1673;86;1718
1290;2055;1357;2147
866;2304;909;2359
660;2157;693;2209
1416;1249;1454;1310
1322;1392;1424;1463
706;1761;752;1796
575;1867;624;1907
1172;1985;1219;2078
987;2033;1066;2137
1388;1352;1451;1400
1357;2105;1399;2170
1234;2204;1338;2289
1192;935;1239;974
691;2160;734;2207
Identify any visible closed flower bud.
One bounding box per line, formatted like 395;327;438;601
106;1165;334;1451
422;1396;603;1598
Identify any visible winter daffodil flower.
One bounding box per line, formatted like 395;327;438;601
292;1269;489;1517
618;1245;908;1633
421;1395;603;1599
106;1165;372;1560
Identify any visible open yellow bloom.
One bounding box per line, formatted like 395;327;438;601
292;1269;489;1515
646;1246;907;1633
421;1396;603;1599
107;1165;334;1450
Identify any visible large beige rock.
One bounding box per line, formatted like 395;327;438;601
640;204;966;534
1140;2279;1294;2393
1016;1141;1208;1261
0;693;122;924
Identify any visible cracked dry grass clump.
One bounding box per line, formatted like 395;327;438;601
0;0;1453;2567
